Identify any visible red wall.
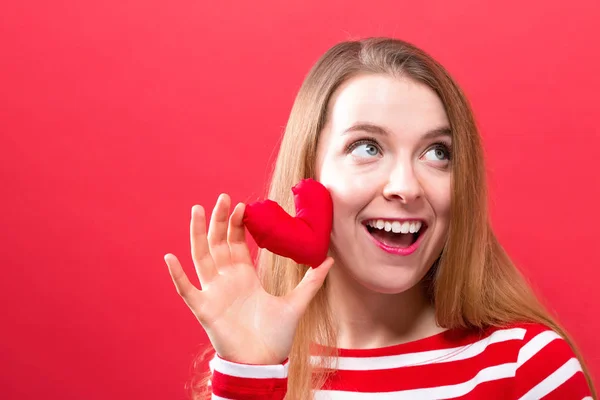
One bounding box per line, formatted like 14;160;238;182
1;1;598;398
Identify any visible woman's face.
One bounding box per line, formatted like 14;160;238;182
316;73;452;294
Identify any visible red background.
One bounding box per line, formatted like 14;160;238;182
1;1;598;398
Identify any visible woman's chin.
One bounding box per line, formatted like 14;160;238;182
358;281;419;295
350;268;427;295
327;252;433;295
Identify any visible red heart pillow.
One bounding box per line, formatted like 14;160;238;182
242;179;333;267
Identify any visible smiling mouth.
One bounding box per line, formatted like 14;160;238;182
364;219;427;249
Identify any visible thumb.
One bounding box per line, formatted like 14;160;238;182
285;257;334;315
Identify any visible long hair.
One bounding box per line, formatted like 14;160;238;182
190;37;596;399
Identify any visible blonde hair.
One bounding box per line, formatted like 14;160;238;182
190;37;596;399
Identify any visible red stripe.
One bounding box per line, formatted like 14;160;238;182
211;370;286;400
312;327;496;358
541;372;591;400
452;378;514;399
321;343;519;392
513;325;590;398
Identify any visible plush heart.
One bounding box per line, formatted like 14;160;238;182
242;178;333;267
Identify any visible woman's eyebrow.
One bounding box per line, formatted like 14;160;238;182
342;123;452;139
422;126;452;140
341;123;388;136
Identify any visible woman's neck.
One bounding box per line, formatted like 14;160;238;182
325;266;444;350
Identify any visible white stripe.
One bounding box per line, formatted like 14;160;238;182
518;358;583;400
209;355;289;379
517;330;562;367
314;362;518;399
582;397;593;400
311;327;526;371
211;395;229;400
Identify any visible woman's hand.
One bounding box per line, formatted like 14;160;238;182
164;194;333;365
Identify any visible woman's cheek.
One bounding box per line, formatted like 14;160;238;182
422;175;452;218
319;158;383;205
329;175;377;213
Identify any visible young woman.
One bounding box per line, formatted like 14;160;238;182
164;38;596;399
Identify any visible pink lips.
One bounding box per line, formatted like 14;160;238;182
365;225;427;256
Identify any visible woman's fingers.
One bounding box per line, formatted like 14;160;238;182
207;194;233;268
164;253;197;299
285;257;334;315
190;205;218;286
228;202;253;266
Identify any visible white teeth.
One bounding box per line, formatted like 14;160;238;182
409;223;416;233
401;221;410;234
384;221;392;232
367;219;423;234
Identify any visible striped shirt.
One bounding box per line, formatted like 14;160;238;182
209;323;592;399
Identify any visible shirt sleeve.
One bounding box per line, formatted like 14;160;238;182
513;324;593;399
208;354;289;400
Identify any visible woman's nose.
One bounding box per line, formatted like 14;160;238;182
382;163;423;204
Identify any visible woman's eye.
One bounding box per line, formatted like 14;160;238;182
350;141;381;158
423;145;450;161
